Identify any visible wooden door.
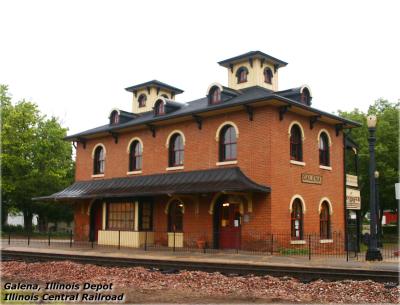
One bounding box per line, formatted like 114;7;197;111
93;203;102;241
219;203;241;249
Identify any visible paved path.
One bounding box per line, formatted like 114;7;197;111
2;244;398;272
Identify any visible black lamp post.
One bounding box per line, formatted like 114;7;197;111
375;170;383;248
366;115;383;261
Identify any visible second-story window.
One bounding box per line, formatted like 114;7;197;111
236;67;248;83
319;132;330;166
264;67;273;84
169;134;184;167
138;94;147;108
93;146;105;174
154;100;165;116
129;140;142;171
219;125;237;161
209;86;221;104
290;124;303;161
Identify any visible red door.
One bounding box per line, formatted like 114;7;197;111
219;203;241;249
93;204;102;241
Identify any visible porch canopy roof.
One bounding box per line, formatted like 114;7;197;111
33;167;270;201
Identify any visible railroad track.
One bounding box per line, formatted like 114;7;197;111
2;249;398;284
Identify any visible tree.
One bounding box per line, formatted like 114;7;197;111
1;85;74;231
338;99;399;229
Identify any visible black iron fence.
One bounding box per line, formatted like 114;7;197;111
2;229;399;262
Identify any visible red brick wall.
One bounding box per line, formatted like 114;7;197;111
73;104;345;240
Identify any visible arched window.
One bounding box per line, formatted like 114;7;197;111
110;110;119;125
264;68;273;84
93;146;105;174
209;86;221;104
138;94;147;108
219;125;237;161
168;201;184;232
320;201;331;239
319;132;330;166
290;125;303;161
154;99;165;116
291;199;303;240
236;67;248;83
129;140;142;171
301;88;311;105
169;134;184;167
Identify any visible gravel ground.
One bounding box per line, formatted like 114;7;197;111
1;260;399;304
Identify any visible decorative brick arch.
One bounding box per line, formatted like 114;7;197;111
91;143;106;159
215;121;239;142
164;196;185;214
317;129;332;147
165;130;186;148
289;195;306;214
126;137;144;153
319;197;333;215
288;121;305;140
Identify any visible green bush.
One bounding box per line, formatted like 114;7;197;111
382;225;398;236
1;224;25;233
279;247;309;255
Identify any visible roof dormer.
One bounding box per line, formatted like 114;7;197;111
218;51;287;91
206;82;240;105
125;80;184;114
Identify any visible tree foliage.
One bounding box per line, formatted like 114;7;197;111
338;99;399;217
1;85;74;231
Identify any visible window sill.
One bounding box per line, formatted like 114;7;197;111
290;160;306;167
127;170;142;175
290;240;306;245
166;166;184;171
91;174;104;178
216;160;238;166
319;165;332;171
320;239;333;244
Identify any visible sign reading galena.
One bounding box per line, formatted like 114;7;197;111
346;188;361;210
301;173;322;185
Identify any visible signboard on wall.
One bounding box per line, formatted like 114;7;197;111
346;174;358;187
301;173;322;185
346;188;361;210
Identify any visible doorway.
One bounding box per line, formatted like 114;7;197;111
89;201;103;242
213;197;241;249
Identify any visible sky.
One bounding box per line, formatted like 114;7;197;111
1;0;399;135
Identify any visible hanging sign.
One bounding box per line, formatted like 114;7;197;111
346;174;358;187
346;188;361;210
301;173;322;185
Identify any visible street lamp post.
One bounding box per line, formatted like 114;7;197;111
375;170;382;248
366;115;383;261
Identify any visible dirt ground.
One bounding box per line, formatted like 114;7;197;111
1;260;399;304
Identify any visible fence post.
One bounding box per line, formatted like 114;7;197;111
270;234;274;255
8;232;11;245
69;230;73;248
203;231;207;254
48;231;51;247
144;231;147;251
173;230;176;252
118;230;121;250
236;231;239;254
308;234;311;260
91;239;94;248
27;231;30;246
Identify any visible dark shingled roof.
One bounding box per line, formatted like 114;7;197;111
125;80;184;94
218;51;288;68
65;86;361;140
33;167;270;201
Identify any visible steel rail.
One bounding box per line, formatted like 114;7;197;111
2;250;398;283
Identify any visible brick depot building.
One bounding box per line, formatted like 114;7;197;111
39;51;360;250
